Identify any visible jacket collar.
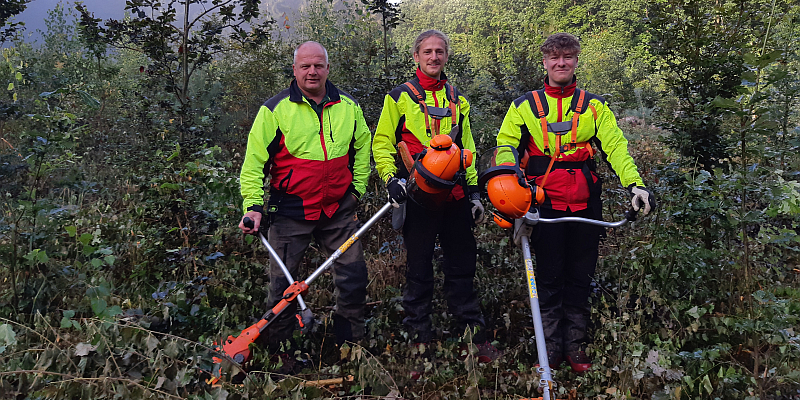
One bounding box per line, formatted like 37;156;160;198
544;75;577;98
289;79;341;104
416;68;448;91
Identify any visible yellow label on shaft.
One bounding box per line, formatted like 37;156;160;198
338;235;358;253
525;258;538;298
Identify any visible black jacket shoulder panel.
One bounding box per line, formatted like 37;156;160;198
388;85;408;102
264;88;291;112
338;89;359;105
513;93;529;108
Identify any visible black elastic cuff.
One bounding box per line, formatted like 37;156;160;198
468;185;480;200
246;204;264;213
347;184;361;199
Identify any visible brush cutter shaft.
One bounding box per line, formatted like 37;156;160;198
305;202;393;285
516;207;636;400
521;234;555;400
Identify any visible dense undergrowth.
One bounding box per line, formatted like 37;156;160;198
2;0;800;399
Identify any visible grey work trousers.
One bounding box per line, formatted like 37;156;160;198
265;194;368;347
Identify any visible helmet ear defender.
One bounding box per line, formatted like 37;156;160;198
531;183;545;206
477;146;541;226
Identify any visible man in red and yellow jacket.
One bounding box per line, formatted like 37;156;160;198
373;30;499;364
496;33;655;372
239;41;372;348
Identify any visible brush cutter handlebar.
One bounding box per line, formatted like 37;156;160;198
243;217;312;328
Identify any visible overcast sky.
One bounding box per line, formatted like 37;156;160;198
11;0;301;44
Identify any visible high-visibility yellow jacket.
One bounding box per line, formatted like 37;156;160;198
497;79;644;212
240;80;371;220
373;71;478;199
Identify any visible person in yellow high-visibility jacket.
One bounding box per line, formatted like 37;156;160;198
496;32;655;373
239;41;372;350
373;31;500;373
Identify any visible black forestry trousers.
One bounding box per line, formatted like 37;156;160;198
401;197;486;344
530;207;603;354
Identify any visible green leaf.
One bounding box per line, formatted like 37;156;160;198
104;306;123;318
7;82;13;91
0;324;17;353
63;310;75;319
91;258;103;268
37;250;49;263
160;183;180;190
77;90;100;109
15;72;22;81
104;255;116;266
702;374;713;394
91;298;107;316
167;143;181;161
65;225;77;237
79;233;94;245
61;317;73;328
711;96;737;110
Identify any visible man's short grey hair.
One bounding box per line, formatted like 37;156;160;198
293;41;329;65
411;30;451;57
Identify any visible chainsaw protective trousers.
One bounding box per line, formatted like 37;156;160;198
530;207;603;354
265;194;367;347
401;198;486;344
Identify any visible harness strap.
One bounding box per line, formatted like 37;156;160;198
588;103;597;120
567;90;586;150
404;82;432;135
531;91;550;155
447;84;458;127
404;81;460;137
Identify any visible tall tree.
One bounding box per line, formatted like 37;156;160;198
648;0;774;171
0;0;28;45
361;0;402;86
76;0;272;107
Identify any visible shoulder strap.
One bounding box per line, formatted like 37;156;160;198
404;79;432;135
526;89;549;118
446;83;458;127
528;89;551;154
569;88;595;118
403;79;426;103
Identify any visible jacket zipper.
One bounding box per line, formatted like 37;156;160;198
318;103;329;161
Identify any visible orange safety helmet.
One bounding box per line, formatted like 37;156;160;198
412;135;472;194
486;173;532;219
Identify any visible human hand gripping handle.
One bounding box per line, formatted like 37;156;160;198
239;211;265;234
386;176;407;208
470;192;485;224
628;185;656;215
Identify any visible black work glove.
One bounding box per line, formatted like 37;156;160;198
386;176;407;208
627;184;656;215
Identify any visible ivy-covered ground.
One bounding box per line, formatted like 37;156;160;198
2;0;800;399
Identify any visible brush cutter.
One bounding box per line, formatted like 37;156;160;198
206;202;393;385
476;145;641;400
512;208;637;400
